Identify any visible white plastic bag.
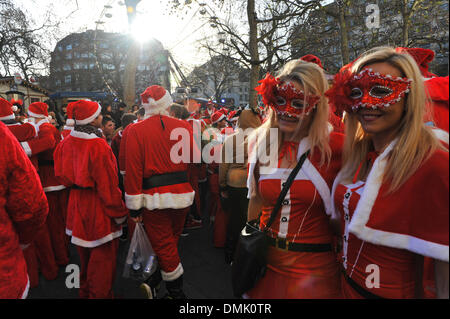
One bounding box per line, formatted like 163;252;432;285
123;222;158;280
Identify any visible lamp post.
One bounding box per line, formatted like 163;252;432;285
122;0;141;107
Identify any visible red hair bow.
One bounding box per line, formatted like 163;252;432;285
11;99;23;106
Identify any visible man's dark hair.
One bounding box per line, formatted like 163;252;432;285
121;113;137;129
102;115;114;126
136;107;145;117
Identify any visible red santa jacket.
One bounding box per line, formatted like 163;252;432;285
32;120;66;192
61;125;74;139
0;122;48;298
111;129;122;161
119;124;134;176
124;115;195;211
20;119;56;170
54;129;128;248
2;121;35;142
425;76;449;133
331;140;449;262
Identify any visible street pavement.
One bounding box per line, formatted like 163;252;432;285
27;217;235;299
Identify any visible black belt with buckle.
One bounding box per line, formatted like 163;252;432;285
343;272;384;299
267;237;332;252
142;171;188;190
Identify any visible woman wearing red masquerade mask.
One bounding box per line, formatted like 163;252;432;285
244;59;345;299
329;47;449;299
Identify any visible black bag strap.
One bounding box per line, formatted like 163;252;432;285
263;150;310;231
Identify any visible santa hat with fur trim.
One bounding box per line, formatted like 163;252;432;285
140;85;173;115
72;100;102;125
0;98;16;121
66;102;76;126
211;110;226;124
28;102;50;119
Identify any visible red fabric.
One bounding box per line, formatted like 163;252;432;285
77;239;118;298
5;122;35;142
425;76;449;132
46;190;70;266
141;208;188;275
111;130;122;160
54;132;127;247
33;223;59;280
61;127;73;139
23;244;39;288
25;119;56;169
187;164;201;218
124;115;194;210
118;124;133;173
247;247;342;298
0;122;48;298
208;172;229;247
395;47;436;78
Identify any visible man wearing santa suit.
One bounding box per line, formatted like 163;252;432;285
0;121;49;298
0;98;35;142
124;85;195;299
54;100;128;298
201;100;217;118
328;47;448;299
61;101;75;139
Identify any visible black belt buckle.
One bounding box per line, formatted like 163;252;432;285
275;238;289;251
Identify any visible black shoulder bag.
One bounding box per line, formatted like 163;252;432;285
231;150;310;297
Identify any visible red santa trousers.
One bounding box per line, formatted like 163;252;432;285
141;207;189;281
46;190;70;266
208;172;229;248
76;239;118;299
23;224;59;287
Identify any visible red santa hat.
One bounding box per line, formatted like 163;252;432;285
66;102;76;126
0;98;16;121
300;54;323;69
140;85;173;115
219;108;229;115
211;111;226;124
28;102;49;119
72;100;102;125
395;47;436;78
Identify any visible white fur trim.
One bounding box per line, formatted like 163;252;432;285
43;185;67;192
70;129;101;140
125;191;195;211
70;229;123;248
28;110;47;119
347;139;449;262
66;119;75;126
0;114;15;121
125;193;144;210
21;142;32;157
120;170;126;176
33;118;49;133
301;158;333;216
213;114;226;123
161;263;184;281
75;103;102;125
330;170;344;221
142;91;173;115
432;128;449;145
20;277;30;299
66;229;72;236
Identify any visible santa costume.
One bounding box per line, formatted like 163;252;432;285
327;65;449;299
61;102;75;139
54;100;128;298
244;74;344;299
0;120;49;299
124;85;195;299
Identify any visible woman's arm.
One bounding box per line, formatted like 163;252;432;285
434;259;449;299
247;191;263;221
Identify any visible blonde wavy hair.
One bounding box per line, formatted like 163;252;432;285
253;59;332;168
340;46;446;192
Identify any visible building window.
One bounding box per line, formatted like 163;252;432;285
81;52;89;58
55;79;61;86
65;75;71;84
57;45;63;52
66;53;72;59
66;44;72;50
99;42;109;49
63;64;71;71
30;97;40;103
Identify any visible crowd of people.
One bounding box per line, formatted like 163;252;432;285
0;45;448;299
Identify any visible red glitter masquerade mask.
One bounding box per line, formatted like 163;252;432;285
326;68;412;116
255;73;320;118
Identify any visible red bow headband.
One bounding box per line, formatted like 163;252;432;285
10;99;23;106
255;73;320;118
325;68;412;117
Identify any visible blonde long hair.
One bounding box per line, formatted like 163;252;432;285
341;47;446;192
254;59;332;168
